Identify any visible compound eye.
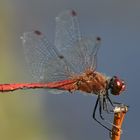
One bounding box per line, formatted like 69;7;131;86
116;80;121;87
115;79;122;89
121;83;126;91
110;76;125;95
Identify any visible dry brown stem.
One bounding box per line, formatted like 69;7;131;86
111;105;128;140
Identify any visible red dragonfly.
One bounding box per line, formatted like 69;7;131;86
0;10;125;131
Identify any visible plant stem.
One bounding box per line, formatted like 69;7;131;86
111;105;128;140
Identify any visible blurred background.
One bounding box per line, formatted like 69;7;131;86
0;0;139;140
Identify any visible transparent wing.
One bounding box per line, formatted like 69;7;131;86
73;37;101;72
21;30;72;82
55;10;101;73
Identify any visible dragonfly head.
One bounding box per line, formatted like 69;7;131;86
109;76;126;95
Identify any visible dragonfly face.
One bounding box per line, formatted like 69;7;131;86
109;76;126;95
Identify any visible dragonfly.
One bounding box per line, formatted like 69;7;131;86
0;10;125;131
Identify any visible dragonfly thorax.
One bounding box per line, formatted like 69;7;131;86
74;70;108;95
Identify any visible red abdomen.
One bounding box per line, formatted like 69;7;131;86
0;79;76;93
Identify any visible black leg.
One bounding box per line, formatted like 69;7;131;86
93;96;99;118
99;96;104;120
103;96;110;113
106;95;114;107
93;96;111;132
113;101;123;105
103;96;106;111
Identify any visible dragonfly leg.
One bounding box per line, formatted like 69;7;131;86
103;95;110;113
103;95;115;114
106;89;124;108
106;94;115;107
103;96;106;110
93;96;111;132
113;101;124;106
99;96;104;120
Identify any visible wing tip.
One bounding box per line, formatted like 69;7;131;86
70;10;77;16
96;36;101;44
56;9;77;20
34;30;43;36
20;30;43;42
96;37;101;41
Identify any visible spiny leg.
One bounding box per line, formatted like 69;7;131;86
99;96;115;124
99;95;121;131
106;95;122;112
113;101;124;106
103;95;115;114
105;95;124;131
106;94;114;107
103;95;110;113
93;96;111;132
103;96;106;110
99;96;104;120
106;94;127;111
